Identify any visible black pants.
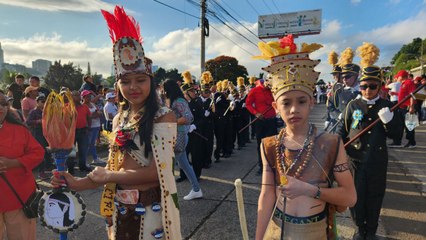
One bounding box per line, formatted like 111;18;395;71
256;117;277;167
350;161;387;236
199;121;214;167
394;108;416;145
214;116;227;159
187;132;205;179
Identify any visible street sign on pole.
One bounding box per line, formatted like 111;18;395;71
258;9;322;39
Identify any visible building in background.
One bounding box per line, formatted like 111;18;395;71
32;59;52;76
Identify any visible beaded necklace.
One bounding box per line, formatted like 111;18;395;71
275;124;315;185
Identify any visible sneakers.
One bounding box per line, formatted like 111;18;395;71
388;142;402;148
183;189;203;200
93;158;104;164
404;143;416;148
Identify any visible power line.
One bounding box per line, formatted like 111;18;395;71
209;0;264;42
152;0;262;60
271;0;282;14
153;0;199;19
245;0;260;15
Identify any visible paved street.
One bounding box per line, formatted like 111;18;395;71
36;103;426;240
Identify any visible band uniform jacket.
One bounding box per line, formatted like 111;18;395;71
337;97;398;164
329;85;359;119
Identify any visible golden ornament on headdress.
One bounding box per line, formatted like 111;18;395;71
221;80;229;90
216;80;223;92
237;77;245;87
328;51;339;66
254;35;322;100
357;42;382;82
249;76;257;84
338;47;354;66
182;70;193;85
357;42;380;68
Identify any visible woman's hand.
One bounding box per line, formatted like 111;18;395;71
0;157;22;172
87;167;112;184
278;176;316;199
51;170;80;190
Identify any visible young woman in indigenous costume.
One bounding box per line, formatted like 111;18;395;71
51;6;181;240
254;35;356;240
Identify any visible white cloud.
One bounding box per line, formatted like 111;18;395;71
0;34;112;76
351;0;362;5
2;7;426;83
0;0;116;12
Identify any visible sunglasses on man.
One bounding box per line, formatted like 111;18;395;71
359;84;379;90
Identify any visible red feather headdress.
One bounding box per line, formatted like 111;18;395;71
101;6;142;44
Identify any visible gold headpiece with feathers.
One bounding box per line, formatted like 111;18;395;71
339;48;360;74
216;80;223;92
200;71;212;91
221;80;229;90
328;51;342;74
256;35;322;100
181;70;194;92
249;76;257;85
357;42;382;82
237;77;245;87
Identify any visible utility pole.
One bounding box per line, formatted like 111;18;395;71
200;0;206;73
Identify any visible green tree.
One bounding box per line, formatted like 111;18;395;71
104;75;116;88
153;67;166;85
205;55;248;85
44;60;84;91
391;37;426;74
92;73;103;86
165;68;181;82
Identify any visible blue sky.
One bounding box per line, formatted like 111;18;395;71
0;0;426;80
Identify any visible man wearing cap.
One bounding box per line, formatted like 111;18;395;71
103;92;117;132
329;48;361;132
21;86;39;120
7;74;29;111
197;71;215;168
389;70;417;148
325;50;344;132
181;71;205;180
338;43;399;240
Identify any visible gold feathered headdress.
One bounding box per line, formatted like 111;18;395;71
339;48;360;74
248;76;257;85
221;80;229;91
181;70;194;92
357;42;382;82
216;80;223;92
200;71;212;91
328;51;342;74
256;35;322;100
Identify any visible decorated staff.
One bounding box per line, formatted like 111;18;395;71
51;6;182;240
253;34;356;240
41;91;86;240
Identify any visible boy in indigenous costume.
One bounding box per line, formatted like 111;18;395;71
52;6;181;240
254;35;356;240
337;43;398;240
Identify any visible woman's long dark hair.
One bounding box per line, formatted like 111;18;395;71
117;74;159;158
162;79;184;106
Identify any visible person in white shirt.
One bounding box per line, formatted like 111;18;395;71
103;92;118;132
386;78;401;104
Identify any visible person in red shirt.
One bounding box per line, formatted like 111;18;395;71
389;70;417;148
245;76;277;175
0;90;44;239
70;90;92;173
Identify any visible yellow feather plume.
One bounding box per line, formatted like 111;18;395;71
201;71;211;85
357;42;380;68
249;76;257;84
237;77;245;87
216;80;222;91
182;70;193;84
328;51;339;66
301;43;323;53
221;80;229;90
338;47;354;66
